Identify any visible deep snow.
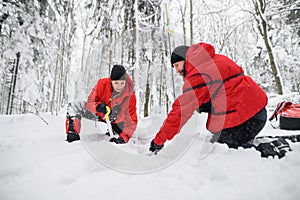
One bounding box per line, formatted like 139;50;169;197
0;105;300;200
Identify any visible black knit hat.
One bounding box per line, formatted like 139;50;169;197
171;45;190;66
110;65;126;80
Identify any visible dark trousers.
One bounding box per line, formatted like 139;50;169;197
211;108;267;148
111;122;124;135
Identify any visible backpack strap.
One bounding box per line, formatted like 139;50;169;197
269;101;292;121
183;73;243;94
183;73;243;115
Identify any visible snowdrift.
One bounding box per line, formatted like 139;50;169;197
0;110;300;200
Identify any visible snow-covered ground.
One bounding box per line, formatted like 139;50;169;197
1;106;300;200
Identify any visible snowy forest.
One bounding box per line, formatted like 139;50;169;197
0;0;299;117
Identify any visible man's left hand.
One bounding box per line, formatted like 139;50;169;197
149;139;164;154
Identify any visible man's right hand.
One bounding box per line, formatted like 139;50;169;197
96;103;108;114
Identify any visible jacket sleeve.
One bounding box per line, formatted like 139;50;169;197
120;94;138;142
153;83;209;145
86;80;102;114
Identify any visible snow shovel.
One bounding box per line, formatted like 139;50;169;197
104;106;114;138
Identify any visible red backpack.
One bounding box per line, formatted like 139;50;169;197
269;101;300;130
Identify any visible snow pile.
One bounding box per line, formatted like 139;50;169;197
0;109;300;200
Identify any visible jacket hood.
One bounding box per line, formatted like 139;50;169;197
185;42;216;75
125;73;134;93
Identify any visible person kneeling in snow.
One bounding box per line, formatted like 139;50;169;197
86;65;138;144
149;42;268;153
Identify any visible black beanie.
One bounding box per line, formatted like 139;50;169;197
110;65;126;80
171;45;190;66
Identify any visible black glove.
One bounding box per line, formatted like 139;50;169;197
149;139;164;153
109;137;126;144
109;105;121;121
96;103;107;114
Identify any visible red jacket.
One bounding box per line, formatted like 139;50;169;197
154;43;268;145
86;74;137;142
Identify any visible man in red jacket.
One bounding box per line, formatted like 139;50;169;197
86;65;138;144
149;43;268;153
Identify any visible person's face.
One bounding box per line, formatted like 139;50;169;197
111;80;126;93
173;61;185;76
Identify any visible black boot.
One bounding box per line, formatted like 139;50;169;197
67;133;80;143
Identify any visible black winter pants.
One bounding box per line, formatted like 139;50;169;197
211;108;267;148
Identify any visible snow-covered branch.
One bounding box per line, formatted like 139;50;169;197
12;95;49;125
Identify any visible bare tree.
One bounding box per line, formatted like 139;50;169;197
252;0;283;94
189;0;193;45
6;52;20;114
51;0;77;114
179;2;188;45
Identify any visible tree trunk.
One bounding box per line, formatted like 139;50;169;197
130;0;136;83
180;3;187;45
165;3;176;101
51;47;60;115
7;52;20;114
109;29;113;69
144;63;150;117
255;0;283;94
261;22;283;94
56;34;65;114
189;0;193;45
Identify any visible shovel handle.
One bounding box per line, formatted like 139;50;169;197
105;106;111;121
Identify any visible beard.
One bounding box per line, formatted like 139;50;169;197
179;70;185;77
180;62;186;77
